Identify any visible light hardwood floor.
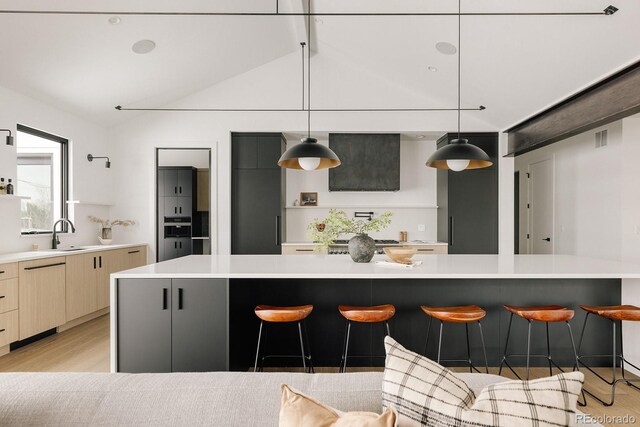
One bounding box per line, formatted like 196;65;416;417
0;315;637;427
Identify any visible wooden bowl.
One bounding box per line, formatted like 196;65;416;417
383;247;417;263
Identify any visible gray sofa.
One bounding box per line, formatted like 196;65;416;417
0;371;597;426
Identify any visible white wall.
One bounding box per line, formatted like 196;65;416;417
515;120;626;260
110;47;496;256
0;85;113;254
285;135;438;241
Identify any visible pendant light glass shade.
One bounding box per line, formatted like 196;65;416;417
425;138;492;170
278;137;341;170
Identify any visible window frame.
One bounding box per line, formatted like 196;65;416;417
17;124;70;235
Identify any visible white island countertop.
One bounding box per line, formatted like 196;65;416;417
112;254;640;280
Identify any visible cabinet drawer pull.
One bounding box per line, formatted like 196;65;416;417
99;256;102;269
128;250;140;254
24;262;65;271
0;329;5;333
0;271;5;274
295;249;314;252
162;288;168;310
93;257;97;269
0;296;5;299
418;248;434;252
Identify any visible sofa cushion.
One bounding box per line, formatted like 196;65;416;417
279;384;396;427
382;336;584;427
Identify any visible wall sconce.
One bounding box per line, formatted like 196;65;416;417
87;154;111;168
0;129;14;146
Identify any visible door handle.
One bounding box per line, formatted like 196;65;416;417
179;241;182;249
179;207;182;214
174;186;177;195
0;296;5;299
174;241;177;249
128;250;140;254
24;262;66;271
99;256;102;268
275;215;281;246
0;271;5;274
174;207;177;214
543;238;551;242
162;288;168;310
448;216;454;246
178;288;183;310
179;186;182;194
93;257;96;269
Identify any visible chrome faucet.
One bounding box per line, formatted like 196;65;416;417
52;218;76;249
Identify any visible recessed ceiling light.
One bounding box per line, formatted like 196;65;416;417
108;16;121;25
435;42;457;55
427;66;438;72
132;40;156;54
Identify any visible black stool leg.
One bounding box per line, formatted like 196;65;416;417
546;322;553;377
302;321;314;374
465;323;472;373
477;321;489;374
437;321;444;364
526;320;532;380
297;322;307;372
254;321;264;372
423;316;433;357
339;319;349;372
341;321;352;373
565;321;587;407
385;321;391;337
498;313;514;376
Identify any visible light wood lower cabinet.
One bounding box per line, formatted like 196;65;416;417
404;245;448;254
281;245;318;255
66;246;148;321
0;310;19;347
18;257;66;340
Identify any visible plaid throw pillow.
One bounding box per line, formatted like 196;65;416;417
382;337;584;427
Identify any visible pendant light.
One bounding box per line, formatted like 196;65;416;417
426;0;492;172
278;2;341;171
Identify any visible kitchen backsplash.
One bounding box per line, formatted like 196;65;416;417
285;207;438;242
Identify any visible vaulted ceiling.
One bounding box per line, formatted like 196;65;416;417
0;0;638;129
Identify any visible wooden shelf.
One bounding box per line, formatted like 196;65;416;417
66;201;114;206
285;205;438;209
0;195;30;200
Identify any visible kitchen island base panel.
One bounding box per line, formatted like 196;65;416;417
228;278;619;371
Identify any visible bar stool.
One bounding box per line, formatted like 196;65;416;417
420;305;489;373
339;304;395;373
253;305;314;373
576;305;640;406
498;305;581;381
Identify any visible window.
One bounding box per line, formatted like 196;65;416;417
16;125;69;234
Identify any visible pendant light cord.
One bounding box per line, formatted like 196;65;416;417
457;0;461;140
307;0;311;139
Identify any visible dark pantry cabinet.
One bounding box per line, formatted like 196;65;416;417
157;167;196;262
437;133;499;254
116;278;228;373
231;133;286;254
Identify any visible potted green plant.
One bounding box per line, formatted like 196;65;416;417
307;209;392;262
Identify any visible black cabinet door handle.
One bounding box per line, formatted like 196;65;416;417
0;329;5;333
93;257;96;269
24;262;66;271
162;288;168;310
174;186;177;194
99;256;102;268
178;288;183;310
543;237;551;242
174;207;177;214
179;186;182;194
448;216;454;246
179;241;182;249
179;207;182;214
128;250;140;254
275;216;281;246
174;241;177;249
0;271;5;274
0;296;5;299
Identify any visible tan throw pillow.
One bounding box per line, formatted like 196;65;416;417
279;384;397;427
383;336;584;427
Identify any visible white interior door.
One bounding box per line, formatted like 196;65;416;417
529;159;554;254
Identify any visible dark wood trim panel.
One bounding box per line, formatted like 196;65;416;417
505;61;640;156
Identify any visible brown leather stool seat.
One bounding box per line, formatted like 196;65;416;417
576;305;640;405
420;305;489;373
499;304;580;382
255;305;313;323
339;304;395;323
338;304;395;373
253;305;314;373
579;305;640;321
421;305;486;323
503;304;575;322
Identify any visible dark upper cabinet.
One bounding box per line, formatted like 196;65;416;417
231;133;286;255
436;133;498;254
